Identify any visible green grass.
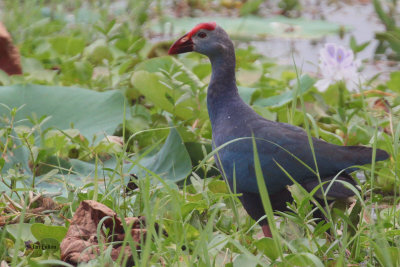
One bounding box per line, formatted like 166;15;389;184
0;0;399;266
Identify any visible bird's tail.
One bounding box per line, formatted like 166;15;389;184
344;146;389;165
376;148;390;161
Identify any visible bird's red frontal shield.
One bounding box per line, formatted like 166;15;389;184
168;22;216;55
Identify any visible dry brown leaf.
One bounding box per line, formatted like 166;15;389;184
29;197;59;214
0;193;62;226
372;98;390;113
0;22;22;75
60;200;146;266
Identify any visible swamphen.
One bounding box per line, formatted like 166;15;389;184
168;22;389;237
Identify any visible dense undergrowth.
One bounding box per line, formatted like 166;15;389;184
0;0;400;266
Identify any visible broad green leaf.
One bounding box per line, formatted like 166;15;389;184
238;86;257;104
282;253;324;267
154;16;344;40
6;223;36;242
208;180;229;193
233;254;259;267
287;184;308;204
317;127;343;145
184;141;217;177
192;63;211;80
182;201;208;217
132;71;174;113
85;40;114;65
0;84;124;140
60;61;94;85
132;56;208;123
38;237;60;252
135;56;204;89
132;127;192;182
49;36;86;56
31;224;68;243
387;71;400;92
254;75;314;107
132;70;204;121
253;106;277;121
255;237;280;260
184;142;212;166
62;127;192;185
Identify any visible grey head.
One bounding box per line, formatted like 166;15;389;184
168;22;234;59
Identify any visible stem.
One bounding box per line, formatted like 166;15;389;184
337;81;347;123
2;112;15;157
338;81;345;109
93;153;98;202
23;136;36;188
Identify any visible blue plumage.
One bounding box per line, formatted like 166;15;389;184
169;23;389;236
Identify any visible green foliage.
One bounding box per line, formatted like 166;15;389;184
30;224;67;243
239;0;263;16
254;237;280;261
373;0;400;59
387;71;400;91
278;0;301;17
154;16;344;40
5;224;37;242
133;57;212;135
350;35;371;55
253;75;314;107
130;127;192;182
0;1;399;266
0;84;125;139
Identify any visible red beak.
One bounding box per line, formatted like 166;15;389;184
168;33;194;55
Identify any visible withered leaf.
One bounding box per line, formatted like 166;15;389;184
60;200;146;266
0;22;22;75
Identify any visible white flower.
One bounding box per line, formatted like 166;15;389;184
314;43;360;92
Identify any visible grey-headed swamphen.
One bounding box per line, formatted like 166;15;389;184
168;22;389;237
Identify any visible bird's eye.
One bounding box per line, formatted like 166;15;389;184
198;32;207;38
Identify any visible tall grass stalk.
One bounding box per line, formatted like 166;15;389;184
292;57;336;238
251;137;284;262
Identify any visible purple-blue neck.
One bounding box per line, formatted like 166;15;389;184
207;46;239;124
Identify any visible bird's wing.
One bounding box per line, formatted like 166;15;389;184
249;117;386;187
302;173;358;199
215;114;388;194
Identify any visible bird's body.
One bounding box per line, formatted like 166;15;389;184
209;91;384;195
168;22;389;236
